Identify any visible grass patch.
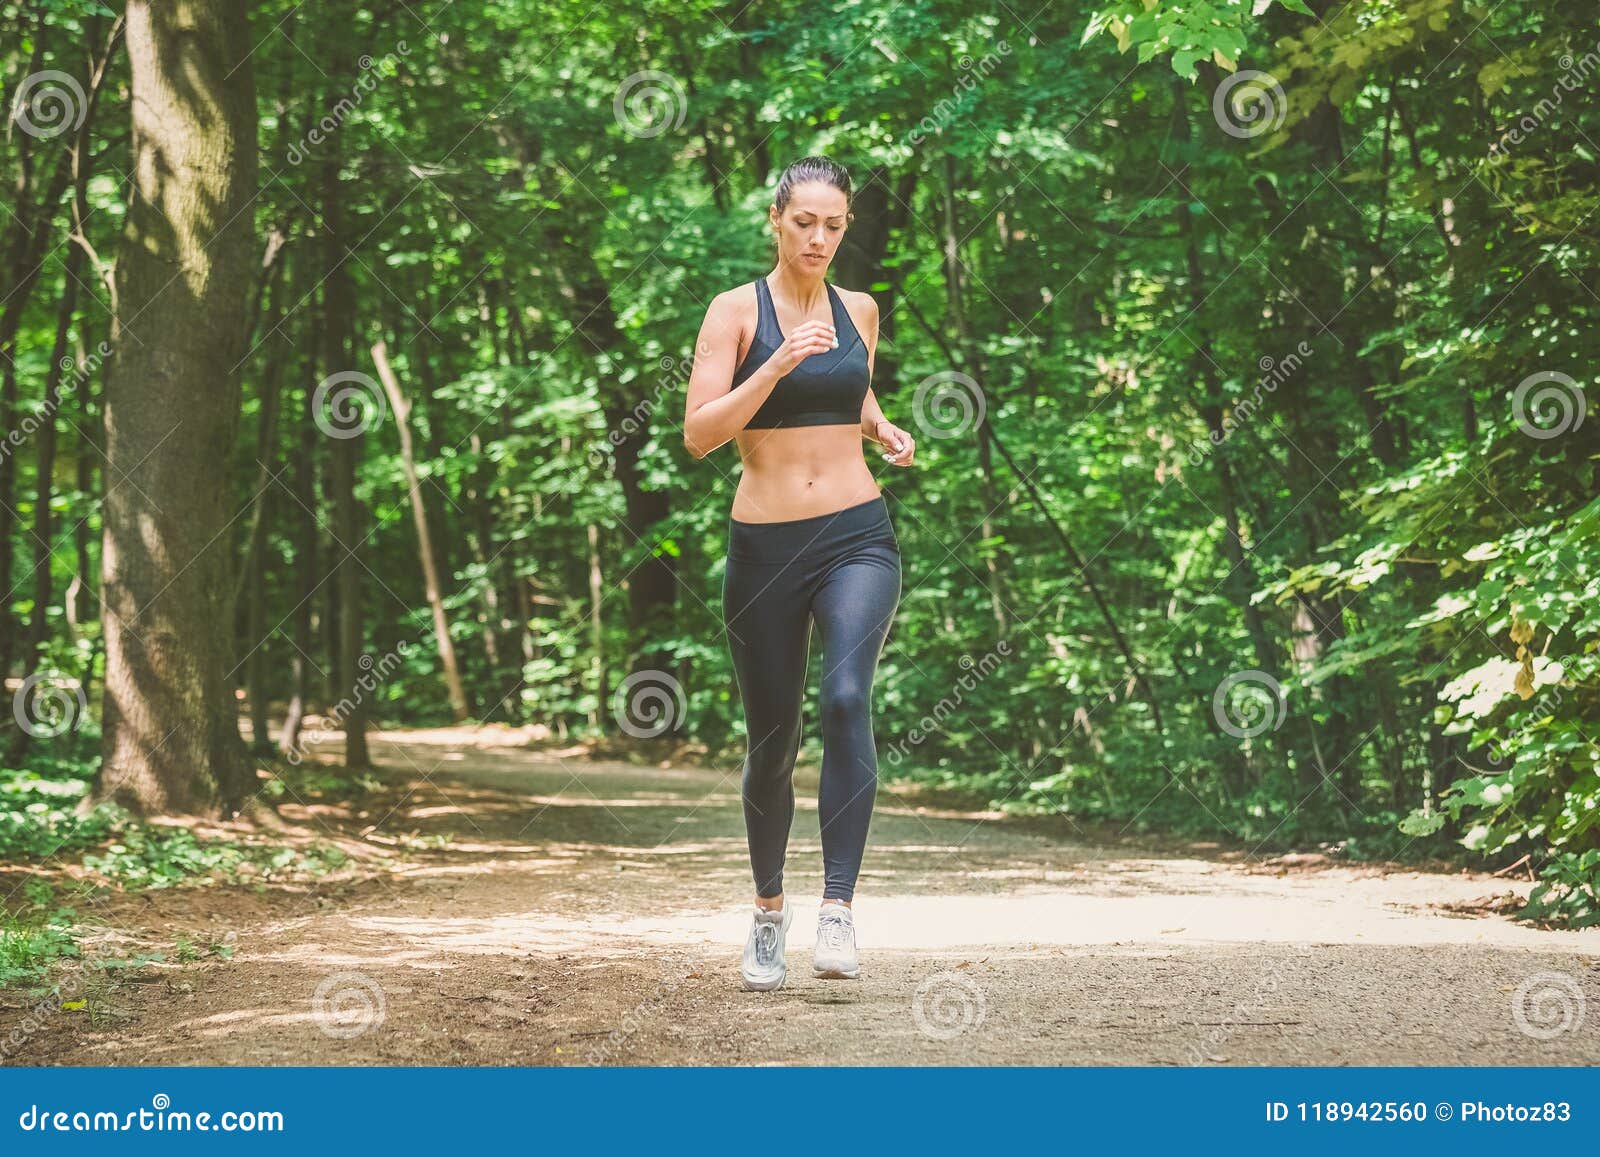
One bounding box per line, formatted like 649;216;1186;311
0;881;81;989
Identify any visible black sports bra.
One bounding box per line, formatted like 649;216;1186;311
731;277;871;429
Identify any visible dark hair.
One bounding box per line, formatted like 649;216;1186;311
773;155;853;219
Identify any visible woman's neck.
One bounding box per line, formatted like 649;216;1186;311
768;263;828;315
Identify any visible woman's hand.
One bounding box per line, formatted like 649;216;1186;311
874;418;916;466
774;319;838;374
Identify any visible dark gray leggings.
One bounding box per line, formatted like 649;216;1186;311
723;495;901;902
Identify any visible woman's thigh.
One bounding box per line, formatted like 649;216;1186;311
810;542;901;694
724;557;813;739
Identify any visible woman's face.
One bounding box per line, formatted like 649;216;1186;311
772;182;849;272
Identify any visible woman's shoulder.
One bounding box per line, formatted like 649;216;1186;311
708;279;763;324
705;279;761;326
832;283;879;337
711;277;760;304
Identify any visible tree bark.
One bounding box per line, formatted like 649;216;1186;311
92;0;258;817
318;116;369;768
280;367;319;755
370;338;471;722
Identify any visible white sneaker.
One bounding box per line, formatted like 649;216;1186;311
740;902;794;991
812;903;859;979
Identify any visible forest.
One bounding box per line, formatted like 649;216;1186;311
1;0;1597;1001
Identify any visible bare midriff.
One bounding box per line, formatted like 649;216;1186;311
730;424;880;523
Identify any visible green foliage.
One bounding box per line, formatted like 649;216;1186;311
0;882;79;989
80;827;349;890
1084;0;1313;77
3;0;1597;932
0;743;121;861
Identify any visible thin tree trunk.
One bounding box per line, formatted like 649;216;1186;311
67;342;98;638
588;521;605;729
280;368;319;755
237;231;290;750
941;153;1008;642
370;338;471;722
318;118;369;768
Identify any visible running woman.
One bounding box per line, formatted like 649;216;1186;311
683;155;916;991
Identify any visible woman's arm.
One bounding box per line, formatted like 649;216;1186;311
853;293;916;467
682;287;834;459
858;293;885;443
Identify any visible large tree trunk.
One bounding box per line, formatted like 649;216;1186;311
91;0;258;818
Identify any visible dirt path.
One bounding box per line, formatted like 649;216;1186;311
8;730;1599;1066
